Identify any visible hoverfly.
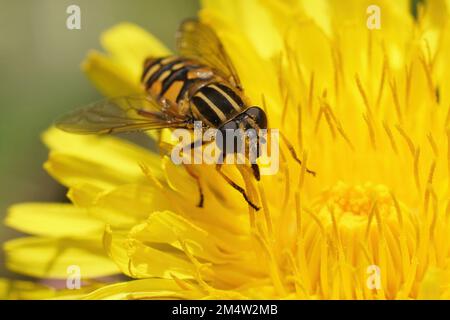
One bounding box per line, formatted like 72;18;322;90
57;19;313;211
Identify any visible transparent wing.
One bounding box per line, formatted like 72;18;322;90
177;19;242;90
55;94;191;134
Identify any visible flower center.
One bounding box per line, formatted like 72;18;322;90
321;181;393;217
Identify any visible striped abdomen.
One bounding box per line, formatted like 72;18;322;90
190;82;245;127
141;56;213;107
142;56;247;128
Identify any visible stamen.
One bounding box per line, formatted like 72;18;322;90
397;257;419;299
390;191;404;227
302;206;326;237
288;43;306;89
426;160;436;186
297;151;308;190
170;273;199;292
414;148;422;193
428;187;438;240
294;236;312;295
295;191;302;236
364;201;378;239
319;240;330;299
390;79;403;123
332;45;340;101
423;160;436;220
279;148;291;213
308;72;315;113
322;102;353;149
253;233;287;296
427;133;439;156
445;104;450;127
405;63;413;111
374;200;384;237
178;238;214;294
295;151;308;240
258;184;274;238
335;43;344;80
376;57;388;109
424;38;434;69
358;240;373;266
323;105;337;139
383;121;398;154
336;125;355;151
297;103;303;151
333;63;339;101
314;107;324;135
354;260;368;292
281;90;290;125
355;74;373;117
395;125;415;155
284;250;308;297
328;204;340;243
419;52;437;103
363;113;377;149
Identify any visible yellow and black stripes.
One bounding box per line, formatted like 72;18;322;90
142;56;180;87
141;56;209;104
141;56;246;128
191;83;245;127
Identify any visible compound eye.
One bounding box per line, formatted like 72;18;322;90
246;106;267;129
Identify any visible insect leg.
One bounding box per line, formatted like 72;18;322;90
183;164;204;208
182;137;215;208
279;132;316;176
215;163;260;211
251;163;260;181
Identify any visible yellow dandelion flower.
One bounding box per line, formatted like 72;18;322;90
3;0;450;300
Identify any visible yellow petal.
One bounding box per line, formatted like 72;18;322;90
66;182;104;207
4;203;104;238
83;278;191;300
105;225;198;281
43;127;162;174
89;184;174;227
418;267;450;299
44;151;129;190
130;211;249;264
100;23;171;82
82;50;142;98
69;185;137;228
199;9;283;116
0;278;55;300
162;157;251;235
128;239;196;279
104;226;197;285
68;183;175;228
201;0;282;58
4;237;119;279
42;127;163;189
103;226;131;276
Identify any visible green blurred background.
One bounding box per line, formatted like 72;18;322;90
0;0;199;277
